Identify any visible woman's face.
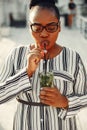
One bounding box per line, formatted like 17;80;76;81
29;7;61;50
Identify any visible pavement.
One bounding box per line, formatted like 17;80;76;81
0;24;87;130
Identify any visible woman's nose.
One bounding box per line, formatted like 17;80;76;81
39;29;49;38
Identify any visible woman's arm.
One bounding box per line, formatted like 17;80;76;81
0;68;32;104
59;54;87;119
0;48;32;104
0;49;15;83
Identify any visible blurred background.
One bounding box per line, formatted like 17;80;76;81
0;0;87;130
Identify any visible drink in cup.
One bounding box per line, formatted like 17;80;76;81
39;72;54;88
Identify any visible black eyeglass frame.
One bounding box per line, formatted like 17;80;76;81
30;22;60;33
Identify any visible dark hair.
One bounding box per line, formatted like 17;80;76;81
29;0;60;20
68;2;76;10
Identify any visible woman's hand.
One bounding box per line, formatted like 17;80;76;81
40;87;68;109
26;46;42;77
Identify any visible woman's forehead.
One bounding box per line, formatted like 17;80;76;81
29;6;58;23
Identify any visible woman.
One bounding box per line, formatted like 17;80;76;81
68;0;76;27
0;0;87;130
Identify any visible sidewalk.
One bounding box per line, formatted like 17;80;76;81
0;26;87;130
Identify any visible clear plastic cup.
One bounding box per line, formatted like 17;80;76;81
39;72;54;88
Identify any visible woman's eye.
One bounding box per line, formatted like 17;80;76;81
34;26;41;31
48;26;56;31
36;27;41;30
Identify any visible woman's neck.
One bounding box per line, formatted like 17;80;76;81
46;44;63;59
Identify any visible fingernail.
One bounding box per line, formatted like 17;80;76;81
40;88;43;90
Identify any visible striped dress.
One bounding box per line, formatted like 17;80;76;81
0;45;87;130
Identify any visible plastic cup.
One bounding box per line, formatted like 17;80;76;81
39;72;54;88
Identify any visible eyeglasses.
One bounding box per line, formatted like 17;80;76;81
30;22;60;33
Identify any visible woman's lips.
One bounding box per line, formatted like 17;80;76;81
40;40;49;48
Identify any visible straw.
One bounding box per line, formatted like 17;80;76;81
44;43;47;75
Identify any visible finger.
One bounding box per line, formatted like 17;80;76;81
41;87;57;92
40;90;55;98
29;50;41;55
30;47;41;52
40;99;53;106
29;44;41;50
30;44;35;50
29;50;42;58
40;94;54;100
34;57;40;65
28;52;42;61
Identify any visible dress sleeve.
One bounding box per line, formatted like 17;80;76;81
0;48;32;104
0;49;15;82
58;54;87;119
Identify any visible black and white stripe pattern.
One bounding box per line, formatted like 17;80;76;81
0;45;87;130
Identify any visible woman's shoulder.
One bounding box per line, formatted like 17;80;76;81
15;44;29;50
7;44;30;57
63;47;80;56
14;44;35;51
11;44;30;53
